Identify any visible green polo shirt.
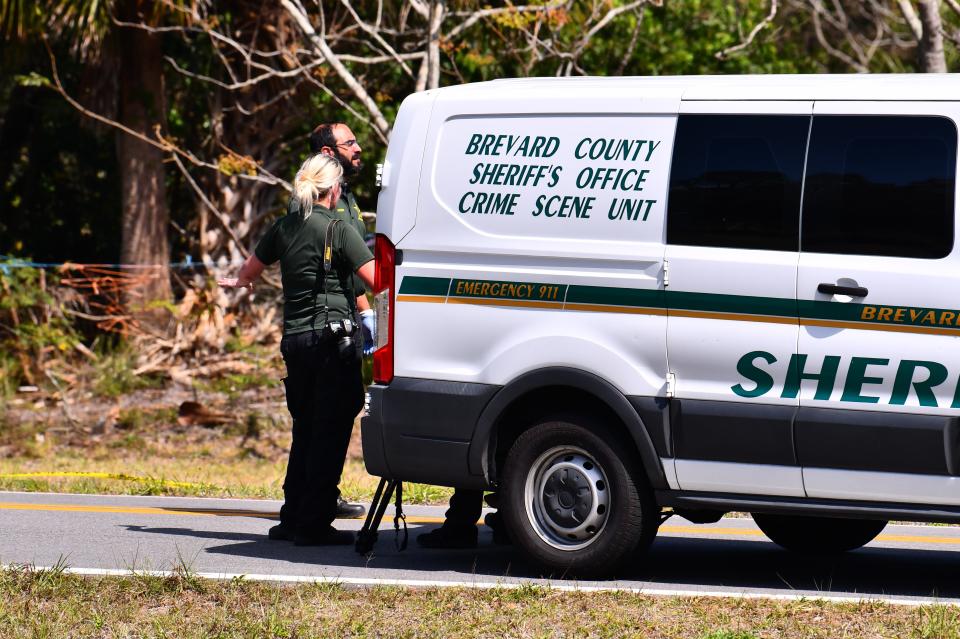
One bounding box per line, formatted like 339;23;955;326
255;205;373;335
288;190;369;293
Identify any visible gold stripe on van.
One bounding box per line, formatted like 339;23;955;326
801;318;960;337
669;310;797;325
445;297;565;310
564;303;668;316
396;294;446;304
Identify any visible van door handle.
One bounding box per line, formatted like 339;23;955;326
817;283;868;297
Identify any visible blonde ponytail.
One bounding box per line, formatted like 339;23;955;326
293;154;344;219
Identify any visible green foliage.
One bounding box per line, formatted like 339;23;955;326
196;371;279;397
916;605;960;639
0;351;18;397
13;71;50;88
115;406;177;431
92;345;163;398
0;260;79;388
501;583;549;603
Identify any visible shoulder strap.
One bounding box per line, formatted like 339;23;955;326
309;219;338;331
309;219;357;330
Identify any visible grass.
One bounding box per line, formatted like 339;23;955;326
91;346;166;398
1;565;957;638
0;452;452;504
0;391;453;503
193;371;281;397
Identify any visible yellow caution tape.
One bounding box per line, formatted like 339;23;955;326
0;472;205;489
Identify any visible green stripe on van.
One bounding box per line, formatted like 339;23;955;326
398;276;450;296
668;291;797;317
398;275;960;332
566;285;664;308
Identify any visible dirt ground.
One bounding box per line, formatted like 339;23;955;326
0;380;451;503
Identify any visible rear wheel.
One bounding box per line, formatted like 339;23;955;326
752;513;887;554
500;414;658;577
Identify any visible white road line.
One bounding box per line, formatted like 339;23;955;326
8;564;955;607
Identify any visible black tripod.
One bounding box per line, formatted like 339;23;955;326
355;477;407;554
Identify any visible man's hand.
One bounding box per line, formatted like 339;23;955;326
360;309;376;356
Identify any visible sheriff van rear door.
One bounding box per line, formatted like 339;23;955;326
796;102;960;506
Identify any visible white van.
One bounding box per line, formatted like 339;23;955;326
363;75;960;576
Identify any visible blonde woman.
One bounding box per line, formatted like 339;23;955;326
219;154;374;545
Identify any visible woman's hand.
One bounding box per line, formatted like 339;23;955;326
217;277;253;290
217;255;266;290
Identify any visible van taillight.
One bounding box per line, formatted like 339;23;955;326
373;234;395;384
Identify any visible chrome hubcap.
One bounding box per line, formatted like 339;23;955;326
524;446;610;551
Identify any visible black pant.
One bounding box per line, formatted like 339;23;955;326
444;489;484;530
278;329;363;533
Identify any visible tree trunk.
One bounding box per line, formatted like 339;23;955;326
917;0;948;72
115;0;172;310
426;0;446;90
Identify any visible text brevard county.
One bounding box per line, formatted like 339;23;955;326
457;133;662;222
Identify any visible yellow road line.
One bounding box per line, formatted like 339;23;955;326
3;502;960;545
873;533;960;545
659;525;764;537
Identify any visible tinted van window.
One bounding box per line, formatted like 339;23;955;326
667;115;809;251
802;116;957;259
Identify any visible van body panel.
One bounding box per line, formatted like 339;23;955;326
366;76;960;536
673;460;805;497
374;91;436;243
795;407;960;475
362;379;496;488
804;468;960;506
393;95;677;397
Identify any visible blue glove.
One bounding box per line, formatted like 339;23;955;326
360;309;376;356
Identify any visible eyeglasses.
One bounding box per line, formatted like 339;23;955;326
335;139;360;149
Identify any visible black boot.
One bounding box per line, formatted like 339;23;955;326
484;512;511;546
268;523;295;541
336;498;366;519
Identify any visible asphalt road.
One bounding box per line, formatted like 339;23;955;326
2;491;960;604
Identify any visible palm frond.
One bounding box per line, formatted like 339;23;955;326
0;0;43;42
47;0;115;58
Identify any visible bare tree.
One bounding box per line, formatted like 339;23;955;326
899;0;949;72
116;0;660;266
779;0;957;72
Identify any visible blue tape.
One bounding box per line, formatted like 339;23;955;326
0;255;242;270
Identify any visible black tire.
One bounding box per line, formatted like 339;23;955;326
500;414;658;578
752;513;887;554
